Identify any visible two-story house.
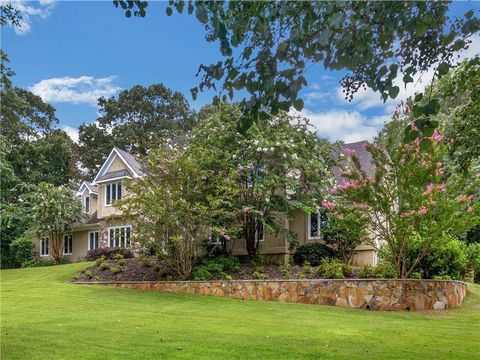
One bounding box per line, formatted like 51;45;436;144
33;142;378;266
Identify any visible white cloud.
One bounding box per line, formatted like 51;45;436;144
4;0;56;35
61;125;79;143
337;34;480;112
30;75;122;106
292;108;389;143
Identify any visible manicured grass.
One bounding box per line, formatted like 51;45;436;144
1;263;479;360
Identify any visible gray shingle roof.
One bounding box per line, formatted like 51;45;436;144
96;169;132;182
114;147;144;176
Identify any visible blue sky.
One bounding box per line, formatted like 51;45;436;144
2;1;479;143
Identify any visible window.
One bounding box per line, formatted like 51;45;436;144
84;196;90;213
255;221;264;242
40;237;49;257
308;211;328;240
63;234;73;255
108;226;131;248
88;231;99;250
105;182;122;206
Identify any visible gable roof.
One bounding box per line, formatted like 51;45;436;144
76;181;98;196
92;147;143;185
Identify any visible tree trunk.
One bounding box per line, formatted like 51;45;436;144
50;232;62;263
244;216;257;257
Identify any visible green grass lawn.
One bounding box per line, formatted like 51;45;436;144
1;263;479;360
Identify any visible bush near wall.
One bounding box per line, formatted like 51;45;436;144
293;243;335;266
10;237;35;267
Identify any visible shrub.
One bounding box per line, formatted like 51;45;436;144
410;272;422;279
84;270;93;279
11;237;35;267
192;266;212;281
86;247;134;261
416;238;468;280
224;274;233;281
192;255;240;281
358;265;375;278
317;259;345;279
95;256;106;267
117;258;126;266
98;262;110;271
140;241;161;256
302;261;313;275
466;243;480;283
373;262;397;279
342;264;354;278
252;271;267;280
111;266;123;274
293;243;334;266
21;257;70;268
113;253;124;261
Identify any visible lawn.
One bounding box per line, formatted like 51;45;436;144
1;263;479;360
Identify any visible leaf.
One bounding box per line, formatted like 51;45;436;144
419;138;432;152
416;22;428;37
125;9;131;18
389;86;400;99
293;98;304;111
166;7;173;16
437;62;449;76
195;3;208;24
414;93;423;102
237;116;253;134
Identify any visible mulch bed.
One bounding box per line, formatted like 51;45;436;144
72;257;351;282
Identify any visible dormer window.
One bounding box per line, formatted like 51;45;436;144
84;196;90;213
105;182;122;206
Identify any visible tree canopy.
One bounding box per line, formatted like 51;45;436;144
78;83;195;177
115;1;479;132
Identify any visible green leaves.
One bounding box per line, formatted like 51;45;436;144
166;7;173;16
292;98;304;111
437;62;450;76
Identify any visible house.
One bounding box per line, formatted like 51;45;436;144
33;142;378;266
33;147;143;261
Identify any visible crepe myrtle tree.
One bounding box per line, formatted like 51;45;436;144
117;146;237;277
187;104;335;257
22;183;82;263
335;116;479;278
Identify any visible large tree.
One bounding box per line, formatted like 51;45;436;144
78;83;196;177
187;105;335;256
115;1;479;133
22;183;82;263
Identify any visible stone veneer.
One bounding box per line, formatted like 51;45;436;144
76;279;467;311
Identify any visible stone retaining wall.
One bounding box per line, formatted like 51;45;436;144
76;279;467;311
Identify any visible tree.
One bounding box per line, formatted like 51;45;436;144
336;117;479;278
118;147;223;278
187;105;334;256
321;204;369;264
115;1;479;132
22;183;82;263
78;84;196;177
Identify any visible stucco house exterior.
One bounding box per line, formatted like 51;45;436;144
33;142;379;266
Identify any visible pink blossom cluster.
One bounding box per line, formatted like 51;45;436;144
422;182;445;196
343;148;356;157
404;104;411;115
237;163;244;172
338;179;358;190
400;210;416;218
418;206;428;215
219;227;231;241
321;201;336;209
247;163;255;170
458;194;474;203
429;130;443;142
435;162;444;176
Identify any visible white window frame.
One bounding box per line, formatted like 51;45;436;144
63;234;73;255
107;225;131;248
88;231;100;251
84;195;90;213
105;182;122;207
307;211;323;240
40;237;49;257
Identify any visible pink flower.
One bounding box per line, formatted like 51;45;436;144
418;206;428;215
436;168;444;175
436;162;443;168
321;201;336;210
467;207;473;213
338;179;358;190
343;148;356;157
242;207;249;214
400;210;416;218
237;163;244;172
224;235;231;241
430;130;443;142
358;203;368;209
404;105;411;115
247;163;255;170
